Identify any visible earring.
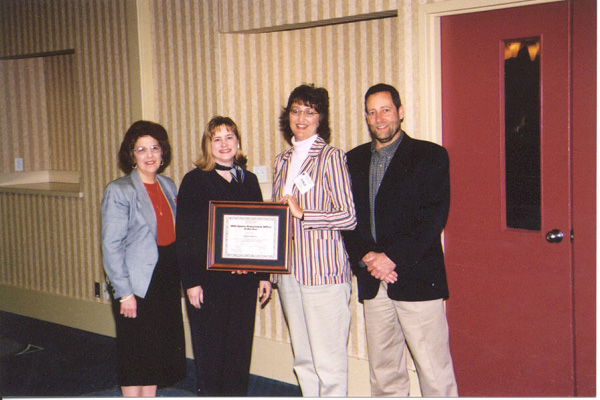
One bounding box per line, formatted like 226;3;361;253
160;160;164;166
133;163;137;169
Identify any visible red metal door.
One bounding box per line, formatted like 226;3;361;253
441;2;576;396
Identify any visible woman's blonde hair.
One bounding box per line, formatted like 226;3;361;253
194;116;248;171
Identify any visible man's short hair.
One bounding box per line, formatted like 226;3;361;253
364;83;402;112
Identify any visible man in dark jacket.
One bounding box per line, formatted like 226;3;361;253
342;83;457;396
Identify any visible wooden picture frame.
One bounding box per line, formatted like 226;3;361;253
207;200;292;273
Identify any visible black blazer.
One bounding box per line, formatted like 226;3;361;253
342;133;450;302
176;168;267;298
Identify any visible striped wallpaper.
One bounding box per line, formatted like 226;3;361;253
1;0;432;361
45;53;80;172
1;58;51;172
0;54;80;173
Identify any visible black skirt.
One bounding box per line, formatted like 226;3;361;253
112;243;186;387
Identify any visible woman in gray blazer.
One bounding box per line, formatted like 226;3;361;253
101;120;186;397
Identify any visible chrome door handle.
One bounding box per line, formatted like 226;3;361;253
546;229;564;243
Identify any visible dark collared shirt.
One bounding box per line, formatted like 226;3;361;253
369;131;404;241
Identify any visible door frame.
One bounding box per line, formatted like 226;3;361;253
417;0;596;396
417;0;562;144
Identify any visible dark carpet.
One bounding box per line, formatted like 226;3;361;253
0;311;301;397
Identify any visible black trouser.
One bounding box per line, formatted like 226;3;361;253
186;286;258;396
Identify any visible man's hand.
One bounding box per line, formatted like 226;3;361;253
362;252;398;283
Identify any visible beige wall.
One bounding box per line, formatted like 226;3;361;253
0;0;434;393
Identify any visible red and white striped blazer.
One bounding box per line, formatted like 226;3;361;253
271;135;357;286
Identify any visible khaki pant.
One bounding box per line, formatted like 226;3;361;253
364;282;458;397
278;274;352;397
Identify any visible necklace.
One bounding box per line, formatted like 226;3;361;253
144;182;166;216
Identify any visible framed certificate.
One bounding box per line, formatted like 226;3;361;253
207;200;292;273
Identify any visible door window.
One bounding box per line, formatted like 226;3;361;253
504;38;541;230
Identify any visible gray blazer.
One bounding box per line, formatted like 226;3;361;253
101;169;177;299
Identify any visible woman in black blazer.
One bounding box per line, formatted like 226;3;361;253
176;116;272;396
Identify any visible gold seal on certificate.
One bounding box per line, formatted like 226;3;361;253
207;201;292;273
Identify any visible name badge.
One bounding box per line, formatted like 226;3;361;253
294;172;314;194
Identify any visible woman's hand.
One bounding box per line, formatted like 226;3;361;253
187;286;204;309
120;295;137;318
231;270;248;275
258;281;273;305
282;195;304;219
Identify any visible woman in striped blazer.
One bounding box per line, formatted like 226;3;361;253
271;84;357;397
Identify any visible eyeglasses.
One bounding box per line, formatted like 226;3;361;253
290;108;319;118
133;145;161;154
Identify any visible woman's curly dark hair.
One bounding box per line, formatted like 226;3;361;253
279;84;331;145
117;120;172;174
